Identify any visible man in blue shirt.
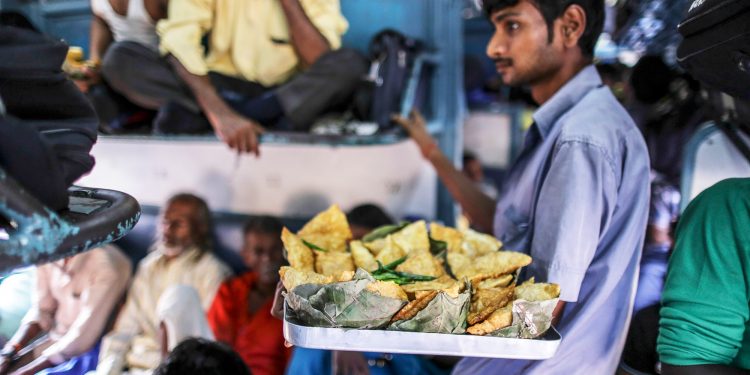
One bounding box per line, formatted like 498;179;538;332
395;0;650;373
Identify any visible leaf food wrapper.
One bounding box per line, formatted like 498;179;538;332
286;269;407;329
487;298;559;339
389;282;471;334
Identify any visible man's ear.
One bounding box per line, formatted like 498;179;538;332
559;4;586;50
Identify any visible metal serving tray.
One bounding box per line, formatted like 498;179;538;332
283;305;561;359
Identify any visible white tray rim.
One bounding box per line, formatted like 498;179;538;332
283;306;561;360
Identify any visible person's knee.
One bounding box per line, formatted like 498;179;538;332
101;42;157;96
316;48;368;80
101;43;134;83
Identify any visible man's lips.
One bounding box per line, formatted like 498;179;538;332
494;59;512;72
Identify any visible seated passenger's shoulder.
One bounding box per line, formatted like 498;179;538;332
696;178;750;205
90;244;132;273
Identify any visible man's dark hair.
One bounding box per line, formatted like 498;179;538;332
163;193;213;255
629;55;674;105
153;338;251;375
243;215;284;237
463;151;479;165
347;204;394;230
482;0;604;58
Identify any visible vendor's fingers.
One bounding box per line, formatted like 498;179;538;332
270;281;285;320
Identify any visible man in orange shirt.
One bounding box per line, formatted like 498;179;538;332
207;216;290;375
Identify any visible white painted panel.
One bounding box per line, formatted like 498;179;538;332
463;111;512;168
690;131;750;201
77;137;437;219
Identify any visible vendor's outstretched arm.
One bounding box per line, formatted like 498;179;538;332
393;111;496;232
168;55;265;156
278;0;330;67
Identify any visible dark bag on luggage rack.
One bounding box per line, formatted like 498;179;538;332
676;0;750;99
352;29;431;132
0;26;98;211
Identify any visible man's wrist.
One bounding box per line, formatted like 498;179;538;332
0;343;21;357
420;141;440;160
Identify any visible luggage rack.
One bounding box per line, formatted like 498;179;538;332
0;167;140;274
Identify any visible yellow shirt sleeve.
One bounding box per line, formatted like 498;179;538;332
156;0;214;76
301;0;348;50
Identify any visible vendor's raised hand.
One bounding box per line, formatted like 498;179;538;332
208;111;265;156
391;110;439;159
332;351;369;375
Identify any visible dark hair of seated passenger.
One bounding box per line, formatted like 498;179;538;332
347;204;394;229
243;215;284;237
153;337;252;375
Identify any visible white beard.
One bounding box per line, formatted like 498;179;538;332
160;244;187;258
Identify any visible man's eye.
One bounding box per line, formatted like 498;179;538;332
506;21;519;33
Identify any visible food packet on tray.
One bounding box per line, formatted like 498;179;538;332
285;269;407;329
483;279;560;339
389;280;471;334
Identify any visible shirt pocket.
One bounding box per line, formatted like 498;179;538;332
499;205;531;250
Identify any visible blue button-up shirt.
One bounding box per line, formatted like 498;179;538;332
454;65;650;374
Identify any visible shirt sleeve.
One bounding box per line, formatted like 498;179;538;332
658;179;750;366
196;257;231;310
96;268;149;375
40;255;132;362
156;0;214;75
22;265;57;331
529;139;618;302
300;0;348;49
206;281;238;345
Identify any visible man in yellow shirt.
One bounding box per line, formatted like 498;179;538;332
103;0;366;156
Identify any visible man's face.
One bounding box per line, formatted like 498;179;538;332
241;231;284;285
350;225;370;241
486;0;564;88
161;201;198;258
463;159;484;182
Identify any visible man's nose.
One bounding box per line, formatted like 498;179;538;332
486;32;508;58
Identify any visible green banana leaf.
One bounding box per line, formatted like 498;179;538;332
286;269;407;329
389;282;471;334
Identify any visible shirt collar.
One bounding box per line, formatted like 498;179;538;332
532;65;602;139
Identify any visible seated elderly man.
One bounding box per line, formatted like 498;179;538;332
94;193;231;374
0;245;131;375
104;0;367;155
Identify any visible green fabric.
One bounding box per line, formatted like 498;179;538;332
657;178;750;369
0;267;34;340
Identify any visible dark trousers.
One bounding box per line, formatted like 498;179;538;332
102;41;367;132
